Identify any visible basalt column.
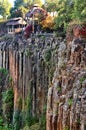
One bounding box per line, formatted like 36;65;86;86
46;37;86;130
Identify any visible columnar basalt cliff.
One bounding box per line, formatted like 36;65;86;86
0;35;58;129
46;37;86;130
0;33;86;130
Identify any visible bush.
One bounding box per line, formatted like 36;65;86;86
39;114;46;130
0;116;4;126
43;48;52;64
0;68;8;86
29;123;39;130
26;114;39;127
13;110;22;130
21;123;39;130
2;88;14;125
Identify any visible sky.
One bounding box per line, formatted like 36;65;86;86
9;0;45;6
9;0;15;6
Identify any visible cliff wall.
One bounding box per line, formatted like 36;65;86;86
46;38;86;130
0;35;58;129
0;34;86;130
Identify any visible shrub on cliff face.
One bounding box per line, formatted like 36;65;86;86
64;126;70;130
0;116;4;126
22;94;46;130
29;123;39;130
0;125;12;130
25;94;39;127
26;115;39;127
13;110;22;130
25;89;38;127
43;48;52;65
39;105;46;130
0;116;12;130
39;114;46;130
2;88;14;126
20;123;39;130
0;68;8;86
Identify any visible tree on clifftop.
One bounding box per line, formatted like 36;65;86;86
10;0;43;18
14;0;28;8
54;0;86;36
32;0;42;5
72;0;86;22
10;0;29;18
0;0;12;19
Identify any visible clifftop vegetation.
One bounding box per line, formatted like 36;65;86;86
0;0;86;32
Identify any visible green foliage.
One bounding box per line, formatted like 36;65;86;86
18;97;22;110
39;105;46;130
25;49;32;57
54;0;86;36
29;123;39;130
43;48;52;64
10;0;28;18
0;69;13;129
68;98;73;106
64;126;70;130
21;123;39;130
77;117;80;124
54;0;73;34
46;2;58;12
25;94;39;126
80;77;86;84
46;0;57;3
27;115;39;127
13;110;22;130
57;86;61;92
0;125;12;130
8;77;13;84
0;116;4;126
49;66;55;84
23;105;46;130
0;0;12;19
10;0;42;18
2;88;14;125
0;68;8;76
20;125;29;130
32;0;42;5
72;0;86;22
10;7;28;18
14;0;27;8
12;97;22;130
3;88;14;103
19;6;28;15
39;114;46;130
0;116;13;130
0;68;8;86
24;92;46;129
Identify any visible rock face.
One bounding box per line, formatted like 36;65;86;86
0;34;86;130
46;37;86;130
0;35;58;128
